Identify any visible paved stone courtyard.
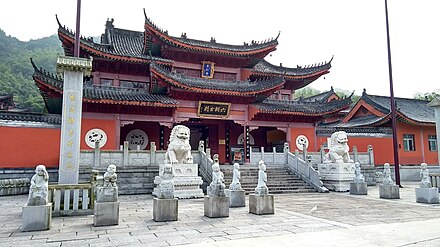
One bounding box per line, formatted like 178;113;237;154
1;183;440;246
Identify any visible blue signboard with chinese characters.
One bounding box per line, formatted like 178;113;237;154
201;61;215;78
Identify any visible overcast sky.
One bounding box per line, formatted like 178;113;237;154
1;0;439;98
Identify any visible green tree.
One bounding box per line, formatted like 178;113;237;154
0;29;62;112
414;90;439;101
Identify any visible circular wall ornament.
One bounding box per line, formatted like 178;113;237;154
237;133;255;145
295;135;309;151
126;129;148;150
85;128;107;148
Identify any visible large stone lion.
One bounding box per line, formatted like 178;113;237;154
324;131;353;164
165;125;193;164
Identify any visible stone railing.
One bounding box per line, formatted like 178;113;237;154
198;146;214;183
249;147;287;165
0;178;30;196
48;183;94;217
286;151;328;193
429;173;440;188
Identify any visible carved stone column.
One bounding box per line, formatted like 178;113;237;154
57;56;92;184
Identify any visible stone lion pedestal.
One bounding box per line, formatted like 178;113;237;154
204;161;229;218
94;165;119;227
94;187;119;226
22;165;51;232
318;162;355;192
415;163;439;204
153;198;178;221
225;189;246;207
350;162;368;195
153;125;204;199
249;161;274;215
22;204;52;232
319;131;355;192
225;163;245;207
153;163;178;222
249;194;274;215
379;163;400;199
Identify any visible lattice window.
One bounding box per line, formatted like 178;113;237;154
403;134;415;151
120;80;148;89
428;135;437;151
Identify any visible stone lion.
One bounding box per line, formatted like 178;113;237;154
165;125;193;164
324;131;353;164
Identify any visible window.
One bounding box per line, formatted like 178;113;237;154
428;135;437;151
403;134;415;151
120;80;148;89
100;79;113;86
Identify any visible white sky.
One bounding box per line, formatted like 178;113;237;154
1;0;439;98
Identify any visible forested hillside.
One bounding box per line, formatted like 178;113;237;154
0;29;63;112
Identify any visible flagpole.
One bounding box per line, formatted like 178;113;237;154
384;0;401;186
74;0;81;58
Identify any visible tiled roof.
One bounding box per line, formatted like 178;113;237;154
144;10;279;56
56;16;172;64
319;114;389;128
252;97;352;116
361;92;434;124
0;111;61;125
31;59;178;107
252;58;331;78
300;87;339;103
150;63;285;95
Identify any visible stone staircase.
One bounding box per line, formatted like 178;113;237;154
222;164;317;194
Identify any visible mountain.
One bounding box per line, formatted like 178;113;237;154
0;29;63;112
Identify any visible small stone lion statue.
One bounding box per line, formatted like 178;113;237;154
27;164;49;206
165;125;193;164
104;164;117;187
324;131;353;164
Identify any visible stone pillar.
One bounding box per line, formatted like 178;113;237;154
57;56;92;184
428;97;440;166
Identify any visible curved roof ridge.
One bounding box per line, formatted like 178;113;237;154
143;9;278;55
150;62;284;95
252;58;332;77
56;16;173;64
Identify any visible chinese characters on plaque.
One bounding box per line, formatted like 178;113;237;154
197;101;231;118
201;61;215;79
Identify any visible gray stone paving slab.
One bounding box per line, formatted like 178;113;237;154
0;182;439;246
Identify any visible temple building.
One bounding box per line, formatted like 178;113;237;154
317;90;437;165
0;10;353;168
3;11;435;170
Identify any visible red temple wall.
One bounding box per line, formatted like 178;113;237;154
120;121;160;150
396;123;437;165
81;118;117;150
288;127;316;152
0;126;60;168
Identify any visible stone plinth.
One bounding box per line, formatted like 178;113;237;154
379;184;400;199
21;203;52;231
96;186;118;202
415;187;439;204
94;201;119;226
204;196;229;218
249;194;274;215
350;182;368;195
153;198;178;222
153;163;204;199
318;162;355;192
225;189;246;207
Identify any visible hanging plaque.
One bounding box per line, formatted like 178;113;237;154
197;101;231;118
